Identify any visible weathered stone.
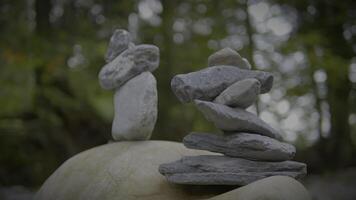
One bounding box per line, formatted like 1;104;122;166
171;66;273;103
195;100;282;140
183;132;296;161
99;44;159;90
208;48;251;70
105;29;132;63
112;72;157;141
159;155;307;186
210;176;311;200
35;141;310;200
213;78;260;108
35;141;218;200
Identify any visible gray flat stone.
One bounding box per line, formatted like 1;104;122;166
159;155;307;185
112;72;157;141
183;132;296;161
105;29;132;63
213;78;260;108
208;48;251;70
194;100;282;140
99;44;159;90
171;66;273;103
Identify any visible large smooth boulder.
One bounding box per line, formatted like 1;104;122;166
35;141;310;200
210;176;311;200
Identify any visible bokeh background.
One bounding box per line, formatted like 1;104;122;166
1;0;356;199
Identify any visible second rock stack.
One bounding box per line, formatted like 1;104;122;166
159;47;307;186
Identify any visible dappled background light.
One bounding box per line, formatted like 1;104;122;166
1;0;356;198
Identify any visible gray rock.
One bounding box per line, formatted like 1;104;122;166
112;72;157;141
35;141;310;200
171;66;273;103
183;132;296;161
210;176;311;200
105;29;132;63
159;155;307;185
208;48;251;70
213;78;260;108
194;100;282;140
99;44;159;90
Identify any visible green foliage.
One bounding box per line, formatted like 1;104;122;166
0;0;356;187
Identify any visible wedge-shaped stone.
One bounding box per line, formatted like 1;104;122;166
208;47;251;70
213;78;260;108
99;44;159;90
171;66;273;103
194;100;282;140
105;29;132;63
159;155;307;185
184;132;295;161
112;72;157;141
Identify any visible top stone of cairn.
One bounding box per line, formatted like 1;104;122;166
208;47;251;70
105;29;132;63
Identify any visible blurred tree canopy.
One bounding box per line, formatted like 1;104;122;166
0;0;355;187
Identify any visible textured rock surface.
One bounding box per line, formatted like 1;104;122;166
213;78;260;108
210;176;311;200
105;29;132;63
184;132;295;161
159;155;307;185
171;65;273;103
195;100;282;140
208;48;251;70
35;141;310;200
112;72;157;141
99;44;159;90
35;141;217;200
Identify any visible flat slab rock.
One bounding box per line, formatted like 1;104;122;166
112;72;157;141
99;44;159;90
195;100;282;140
159;155;307;186
183;132;296;161
213;78;261;108
171;65;273;103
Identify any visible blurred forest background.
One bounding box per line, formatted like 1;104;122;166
1;0;356;198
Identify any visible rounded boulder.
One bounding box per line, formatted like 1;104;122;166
35;141;310;200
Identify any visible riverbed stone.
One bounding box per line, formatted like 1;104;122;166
159;155;307;185
105;29;132;63
210;176;311;200
171;65;273;103
112;72;157;141
208;48;251;70
35;141;310;200
213;78;260;108
195;100;282;140
99;44;159;90
183;132;296;161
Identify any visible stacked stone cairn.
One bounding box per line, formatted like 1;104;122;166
98;29;159;141
158;48;307;186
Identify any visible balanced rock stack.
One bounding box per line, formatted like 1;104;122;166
159;48;307;186
98;29;159;141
